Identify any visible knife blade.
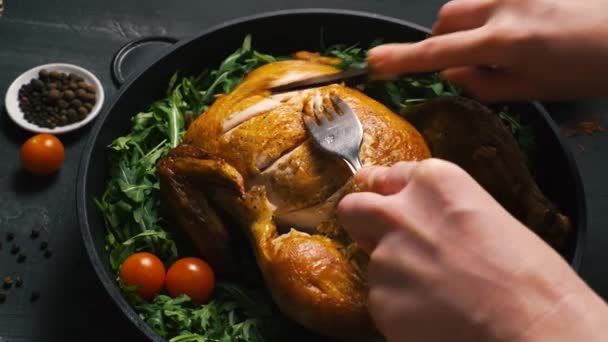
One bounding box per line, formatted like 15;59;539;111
269;67;370;94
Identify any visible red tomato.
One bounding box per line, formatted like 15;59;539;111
20;133;65;176
165;257;215;304
119;252;166;300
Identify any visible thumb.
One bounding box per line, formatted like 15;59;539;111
356;162;418;195
442;66;541;103
337;192;403;254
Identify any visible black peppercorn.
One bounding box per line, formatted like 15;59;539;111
39;69;49;79
30;291;39;302
2;276;13;290
40;241;48;250
2;280;11;290
70;99;82;109
30;228;40;239
58;100;69;109
82;92;96;103
66;109;78;122
76;88;87;100
16;254;26;263
49;70;61;79
47;82;58;90
32;79;44;90
83;103;93;112
69;82;78;90
6;232;14;241
63;90;75;100
14;276;23;288
3;276;13;289
46;89;61;103
78;106;88;117
0;291;7;304
84;84;96;94
44;249;52;259
10;244;19;255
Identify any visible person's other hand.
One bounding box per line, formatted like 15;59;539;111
368;0;608;102
337;160;608;342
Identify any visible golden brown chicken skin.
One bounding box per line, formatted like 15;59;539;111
158;59;430;340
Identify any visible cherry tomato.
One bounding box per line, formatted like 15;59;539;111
20;133;65;176
166;257;215;304
119;252;166;300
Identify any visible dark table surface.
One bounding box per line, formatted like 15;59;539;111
1;0;607;341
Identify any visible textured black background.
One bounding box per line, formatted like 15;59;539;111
1;1;607;341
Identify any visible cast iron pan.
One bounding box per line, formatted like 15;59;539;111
77;9;587;342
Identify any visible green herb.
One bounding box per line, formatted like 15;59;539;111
322;39;383;69
498;106;537;165
128;284;274;342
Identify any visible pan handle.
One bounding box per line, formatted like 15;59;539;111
111;36;179;88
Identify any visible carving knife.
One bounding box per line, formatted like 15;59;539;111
268;66;434;94
269;67;370;94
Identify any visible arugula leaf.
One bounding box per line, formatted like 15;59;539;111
133;284;275;342
323;39;383;69
169;334;208;342
109;230;175;269
498;106;537;166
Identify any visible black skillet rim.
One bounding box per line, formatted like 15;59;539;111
110;36;180;87
76;8;587;342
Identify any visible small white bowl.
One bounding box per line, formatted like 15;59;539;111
4;63;105;134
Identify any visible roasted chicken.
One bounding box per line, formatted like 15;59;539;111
402;97;572;250
158;59;430;340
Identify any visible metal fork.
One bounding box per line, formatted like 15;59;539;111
303;95;363;174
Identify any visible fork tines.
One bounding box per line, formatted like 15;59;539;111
303;93;364;173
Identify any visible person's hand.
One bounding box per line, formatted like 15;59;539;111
337;159;608;342
367;0;608;102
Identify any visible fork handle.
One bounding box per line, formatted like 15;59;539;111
344;156;363;174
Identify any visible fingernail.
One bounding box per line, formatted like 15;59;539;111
368;44;415;75
431;22;439;34
368;45;393;68
355;165;381;190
